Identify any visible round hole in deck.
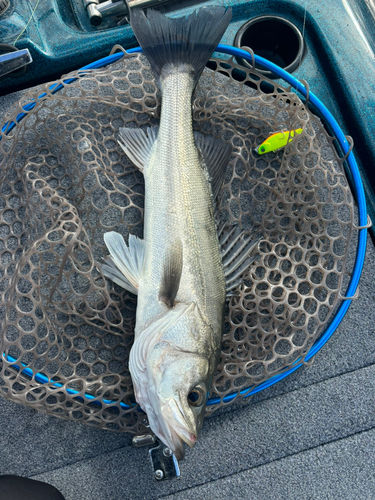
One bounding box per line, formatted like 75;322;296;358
234;16;305;79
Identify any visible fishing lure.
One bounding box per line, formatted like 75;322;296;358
254;128;303;155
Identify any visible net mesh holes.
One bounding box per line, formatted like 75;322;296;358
0;53;354;434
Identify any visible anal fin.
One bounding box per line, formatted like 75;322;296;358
194;131;232;199
118;126;158;171
102;232;145;295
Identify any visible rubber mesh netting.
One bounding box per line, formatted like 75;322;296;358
0;52;355;434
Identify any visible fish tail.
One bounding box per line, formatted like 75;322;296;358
130;6;232;87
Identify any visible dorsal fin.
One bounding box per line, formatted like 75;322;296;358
102;232;145;294
194;131;232;199
118;126;158;171
159;239;183;309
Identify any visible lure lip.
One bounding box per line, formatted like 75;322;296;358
254;143;267;155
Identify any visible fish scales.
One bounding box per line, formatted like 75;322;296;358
137;71;225;333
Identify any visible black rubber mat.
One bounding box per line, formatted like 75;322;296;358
0;476;65;500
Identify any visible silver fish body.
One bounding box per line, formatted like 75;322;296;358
137;71;225;344
132;71;226;458
103;7;234;460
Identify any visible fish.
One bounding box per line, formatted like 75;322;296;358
102;6;260;460
254;128;303;155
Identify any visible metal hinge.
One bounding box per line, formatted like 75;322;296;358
83;0;181;27
132;435;180;480
83;0;127;26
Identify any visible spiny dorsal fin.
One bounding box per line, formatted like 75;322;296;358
159;239;183;309
102;232;145;294
194;131;232;199
218;223;261;292
118;126;158;171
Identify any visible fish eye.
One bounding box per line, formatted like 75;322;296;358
188;386;205;407
260;146;265;152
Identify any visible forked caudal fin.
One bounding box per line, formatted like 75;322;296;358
130;7;232;86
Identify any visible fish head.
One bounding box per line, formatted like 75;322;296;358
156;351;210;460
130;303;215;460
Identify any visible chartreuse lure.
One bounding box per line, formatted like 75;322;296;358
255;128;303;155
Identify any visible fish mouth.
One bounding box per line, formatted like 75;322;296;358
174;424;197;447
161;398;198;460
168;425;197;461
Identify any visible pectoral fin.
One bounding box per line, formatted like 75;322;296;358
159;239;183;309
102;231;145;294
194;131;232;199
118;126;159;171
219;223;261;292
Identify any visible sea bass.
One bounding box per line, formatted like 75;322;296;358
102;7;258;460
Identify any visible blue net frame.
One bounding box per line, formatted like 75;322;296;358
1;45;368;409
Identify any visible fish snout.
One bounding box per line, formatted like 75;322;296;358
174;421;197;447
169;425;197;461
161;398;198;460
170;434;186;461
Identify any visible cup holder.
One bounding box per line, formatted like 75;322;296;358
234;16;305;79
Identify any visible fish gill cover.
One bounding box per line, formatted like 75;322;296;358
0;52;354;434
